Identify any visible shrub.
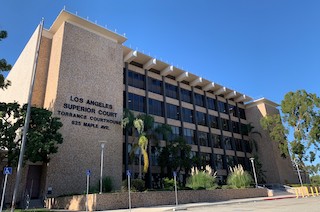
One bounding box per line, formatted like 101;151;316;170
186;165;217;190
227;164;253;189
102;176;113;192
122;179;146;192
163;177;174;190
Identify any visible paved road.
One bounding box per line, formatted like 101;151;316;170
188;197;320;212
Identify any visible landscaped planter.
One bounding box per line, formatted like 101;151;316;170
46;188;269;211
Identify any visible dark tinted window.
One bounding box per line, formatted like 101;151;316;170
167;103;180;120
149;98;163;117
148;77;162;95
221;118;230;131
212;134;222;148
196;111;207;126
198;131;209;147
128;70;145;89
232;121;240;134
215;154;224;169
209;115;220;129
165;83;178;99
224;136;234;150
181;88;192;103
194;93;204;107
182;108;194;123
128;93;145;112
207;97;216;110
218;101;228;114
184;128;195;145
239;108;246;119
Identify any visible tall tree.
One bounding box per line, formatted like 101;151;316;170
260;90;320;163
0;30;12;89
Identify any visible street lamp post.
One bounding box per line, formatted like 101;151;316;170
293;159;303;187
249;157;258;188
99;141;106;194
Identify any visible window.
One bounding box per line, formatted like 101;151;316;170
209;115;220;129
180;88;192;103
229;104;238;117
235;138;243;151
151;146;160;166
241;123;249;135
215;154;224;170
165;83;178;99
128;70;145;89
218;101;228;114
239;108;246;120
167;103;180;120
232;121;240;134
212;134;222;148
128;93;145;112
196;111;207;126
207;97;216;110
194;93;204;107
226;155;235;167
200;153;211;166
148;77;162;95
182;108;194;123
221;118;230;131
198;131;209;147
238;157;246;168
168;126;180;141
224;136;234;150
244;140;252;153
153;122;163;140
184;128;195;145
149;98;163;117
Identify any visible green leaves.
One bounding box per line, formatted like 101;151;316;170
0;29;12;90
260;114;289;157
261;90;320;162
0;102;63;166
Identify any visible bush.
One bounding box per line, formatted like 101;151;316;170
163;177;174;190
102;176;113;192
122;179;146;192
89;176;113;193
186;166;217;190
227;165;253;189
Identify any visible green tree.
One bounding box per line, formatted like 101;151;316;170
260;114;289;157
23;105;63;163
158;136;193;185
0;102;23;166
0;30;12;89
260;90;320;163
0;102;63;166
244;123;262;153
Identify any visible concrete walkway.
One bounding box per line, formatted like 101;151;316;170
106;192;297;212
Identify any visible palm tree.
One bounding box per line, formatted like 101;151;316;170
246;123;262;153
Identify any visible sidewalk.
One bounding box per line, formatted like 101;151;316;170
106;193;297;212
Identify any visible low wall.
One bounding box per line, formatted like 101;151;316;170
46;188;269;211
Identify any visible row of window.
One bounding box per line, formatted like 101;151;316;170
126;143;249;171
127;92;248;135
192;152;249;170
125;70;246;119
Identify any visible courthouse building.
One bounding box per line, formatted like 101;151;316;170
0;10;299;200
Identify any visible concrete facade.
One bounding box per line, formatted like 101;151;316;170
0;9;299;202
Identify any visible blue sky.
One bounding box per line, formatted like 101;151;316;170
1;1;320;166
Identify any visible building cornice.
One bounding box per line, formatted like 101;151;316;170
48;10;127;44
245;97;280;109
